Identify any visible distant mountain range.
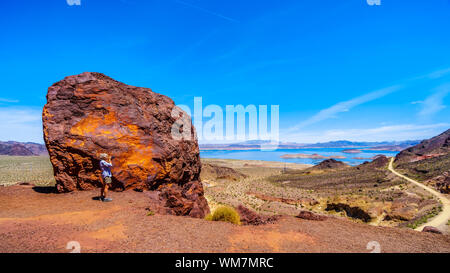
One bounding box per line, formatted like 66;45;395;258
0;137;429;156
0;141;47;156
199;139;421;151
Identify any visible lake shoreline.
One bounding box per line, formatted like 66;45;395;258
200;147;399;166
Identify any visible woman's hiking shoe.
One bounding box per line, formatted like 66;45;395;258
102;197;113;202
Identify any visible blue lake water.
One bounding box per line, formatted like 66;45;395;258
200;148;399;166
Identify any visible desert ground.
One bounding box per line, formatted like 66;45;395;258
0;155;449;253
1;184;450;253
202;158;448;232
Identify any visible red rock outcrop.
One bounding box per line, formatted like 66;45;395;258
43;72;209;218
236;205;280;225
421;226;443;234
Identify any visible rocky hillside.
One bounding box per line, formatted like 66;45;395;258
394;129;450;194
395;129;450;163
201;163;247;181
310;158;349;170
357;155;390;169
0;141;47;156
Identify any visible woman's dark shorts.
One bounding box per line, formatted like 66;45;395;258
103;176;112;184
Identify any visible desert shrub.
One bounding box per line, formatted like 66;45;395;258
406;206;442;229
205;206;240;225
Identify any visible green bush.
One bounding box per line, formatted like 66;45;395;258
205;206;240;225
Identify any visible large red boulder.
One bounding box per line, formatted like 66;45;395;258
43;72;209;218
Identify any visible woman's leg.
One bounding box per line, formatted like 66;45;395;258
100;177;105;199
101;177;112;201
103;183;109;198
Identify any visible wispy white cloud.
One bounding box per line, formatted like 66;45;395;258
408;67;450;81
286;85;403;132
425;67;450;79
284;123;450;143
0;98;19;103
0;107;43;143
164;29;218;68
287;68;450;134
417;83;450;120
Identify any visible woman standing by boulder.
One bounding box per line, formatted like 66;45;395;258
99;153;113;202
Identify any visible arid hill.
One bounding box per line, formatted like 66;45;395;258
395;128;450;163
265;155;442;226
394;129;450;194
0;141;47;156
310;158;349;170
269;156;396;192
357;155;389;169
201;163;247;181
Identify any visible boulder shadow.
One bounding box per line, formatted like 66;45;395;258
32;186;57;194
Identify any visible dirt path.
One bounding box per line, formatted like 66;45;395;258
388;157;450;231
0;184;449;253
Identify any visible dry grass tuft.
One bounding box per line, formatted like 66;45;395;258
205;206;241;225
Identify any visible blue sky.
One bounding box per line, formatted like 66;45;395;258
0;0;449;143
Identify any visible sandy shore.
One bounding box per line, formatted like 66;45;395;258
202;158;312;170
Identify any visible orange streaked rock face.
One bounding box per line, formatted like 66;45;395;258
43;72;209;218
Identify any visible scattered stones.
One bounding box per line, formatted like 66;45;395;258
296;210;327;221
